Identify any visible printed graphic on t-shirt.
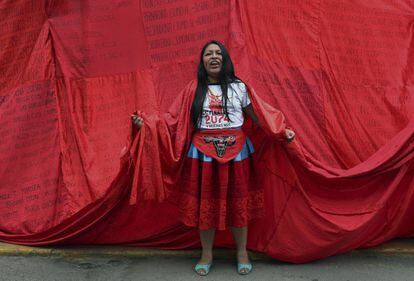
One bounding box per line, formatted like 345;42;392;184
202;91;231;129
199;83;250;129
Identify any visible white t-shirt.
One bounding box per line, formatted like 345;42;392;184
199;81;251;129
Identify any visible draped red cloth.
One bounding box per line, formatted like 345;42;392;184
0;0;413;263
126;81;288;203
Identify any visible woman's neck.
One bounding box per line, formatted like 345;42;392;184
207;76;219;83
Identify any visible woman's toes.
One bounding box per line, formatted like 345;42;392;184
197;269;207;275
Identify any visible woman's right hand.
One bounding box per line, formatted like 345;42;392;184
131;111;144;129
285;128;295;143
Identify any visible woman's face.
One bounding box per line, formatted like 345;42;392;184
203;43;222;81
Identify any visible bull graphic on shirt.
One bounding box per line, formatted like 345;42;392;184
203;135;236;158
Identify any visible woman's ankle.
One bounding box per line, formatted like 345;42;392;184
199;250;213;263
237;249;248;256
236;250;249;262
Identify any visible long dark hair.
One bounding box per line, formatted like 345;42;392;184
191;40;239;129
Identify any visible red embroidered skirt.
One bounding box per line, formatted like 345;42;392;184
178;130;264;230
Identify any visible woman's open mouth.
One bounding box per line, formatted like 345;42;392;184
210;61;221;68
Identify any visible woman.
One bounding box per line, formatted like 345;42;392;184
132;40;295;276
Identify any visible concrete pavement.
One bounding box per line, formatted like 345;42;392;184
0;239;413;281
1;248;414;281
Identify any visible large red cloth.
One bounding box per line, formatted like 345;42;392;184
0;0;413;263
126;82;287;203
125;81;287;230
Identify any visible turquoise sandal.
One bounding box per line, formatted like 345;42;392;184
194;263;212;276
237;263;253;275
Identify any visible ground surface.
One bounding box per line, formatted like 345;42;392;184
1;253;414;281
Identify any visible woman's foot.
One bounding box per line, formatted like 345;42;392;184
237;263;252;275
194;263;212;276
237;250;252;275
195;252;213;276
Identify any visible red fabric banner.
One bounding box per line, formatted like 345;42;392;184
0;0;413;263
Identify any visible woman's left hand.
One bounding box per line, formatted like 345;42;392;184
285;129;295;143
131;111;144;129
